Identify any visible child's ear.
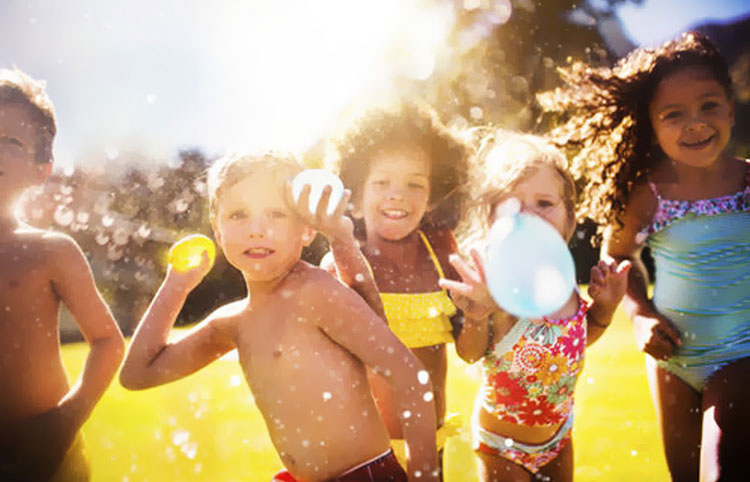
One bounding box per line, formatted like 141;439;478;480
301;227;316;246
211;219;222;245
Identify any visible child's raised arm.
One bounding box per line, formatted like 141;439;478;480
585;258;631;345
311;275;439;481
602;184;681;359
119;254;235;390
285;181;386;319
439;248;514;363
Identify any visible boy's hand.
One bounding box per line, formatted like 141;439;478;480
588;259;631;308
633;311;682;360
165;250;212;293
284;180;354;243
439;248;498;320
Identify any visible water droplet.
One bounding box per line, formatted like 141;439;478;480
102;214;114;227
301;439;310;448
402;410;412;419
423;391;433;402
322;392;332;401
53;206;74;227
354;273;365;283
418;370;430;385
504;438;514;447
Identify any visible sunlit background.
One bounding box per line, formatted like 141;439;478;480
2;1;750;480
1;0;747;171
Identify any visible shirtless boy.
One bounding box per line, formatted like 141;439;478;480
120;152;439;481
0;68;125;481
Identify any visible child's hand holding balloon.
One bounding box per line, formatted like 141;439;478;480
166;234;216;290
439;247;498;321
286;169;354;243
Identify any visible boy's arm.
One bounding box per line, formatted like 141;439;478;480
119;259;235;390
313;277;438;481
286;181;386;319
602;185;681;358
49;233;125;429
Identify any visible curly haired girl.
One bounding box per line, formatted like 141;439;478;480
540;32;750;480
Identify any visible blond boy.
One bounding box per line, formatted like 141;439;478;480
120;153;439;481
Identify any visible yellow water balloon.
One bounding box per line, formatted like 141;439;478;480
167;234;216;273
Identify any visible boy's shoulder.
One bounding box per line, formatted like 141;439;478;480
3;226;79;258
282;261;351;304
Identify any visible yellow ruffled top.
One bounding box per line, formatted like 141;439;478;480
367;230;457;348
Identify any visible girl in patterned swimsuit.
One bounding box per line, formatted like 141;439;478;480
540;32;750;480
322;102;470;476
439;131;629;481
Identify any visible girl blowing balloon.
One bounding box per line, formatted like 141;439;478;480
440;131;629;481
324;102;470;475
540;32;750;481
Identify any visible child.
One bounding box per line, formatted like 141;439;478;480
325;102;470;471
539;32;750;481
0;68;125;481
439;131;629;481
119;152;439;482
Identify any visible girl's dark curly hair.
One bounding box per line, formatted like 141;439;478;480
331;102;471;239
538;31;732;238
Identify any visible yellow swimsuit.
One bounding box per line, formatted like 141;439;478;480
372;230;457;348
364;230;461;466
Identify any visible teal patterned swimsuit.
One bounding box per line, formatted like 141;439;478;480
639;160;750;391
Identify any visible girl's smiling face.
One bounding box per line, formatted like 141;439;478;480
649;65;734;169
358;145;432;242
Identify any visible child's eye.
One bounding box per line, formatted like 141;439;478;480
663;110;682;121
702;101;719;111
408;182;425;189
269;210;287;219
228;211;247;220
537;199;554;208
372;179;388;187
0;136;25;152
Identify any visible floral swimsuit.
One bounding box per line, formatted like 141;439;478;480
474;296;589;473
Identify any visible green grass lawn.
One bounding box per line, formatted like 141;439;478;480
63;305;669;481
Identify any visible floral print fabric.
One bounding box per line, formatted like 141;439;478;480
480;298;589;426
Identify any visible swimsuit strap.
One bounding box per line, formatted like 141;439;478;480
647;180;663;200
417;230;447;280
361;230;447;283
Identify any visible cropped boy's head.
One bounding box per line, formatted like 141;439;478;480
462;130;577;242
0;68;56;165
207;152;314;280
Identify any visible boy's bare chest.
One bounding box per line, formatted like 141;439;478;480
0;247;53;305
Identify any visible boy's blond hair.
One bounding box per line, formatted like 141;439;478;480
206;151;302;220
0;68;56;164
460;129;577;244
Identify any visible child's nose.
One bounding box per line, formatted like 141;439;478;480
248;218;267;237
387;185;405;200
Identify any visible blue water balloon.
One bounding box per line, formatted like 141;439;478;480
485;212;576;319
